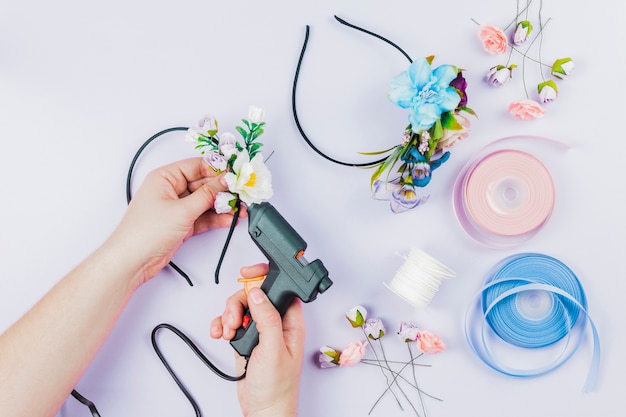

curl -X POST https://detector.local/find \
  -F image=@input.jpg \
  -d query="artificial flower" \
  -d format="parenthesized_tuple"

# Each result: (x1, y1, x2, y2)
(247, 105, 265, 123)
(188, 107, 273, 212)
(449, 71, 468, 107)
(198, 114, 219, 136)
(507, 99, 545, 120)
(224, 150, 273, 205)
(398, 321, 419, 343)
(363, 318, 386, 340)
(389, 57, 462, 133)
(417, 330, 446, 354)
(203, 151, 228, 172)
(437, 112, 471, 151)
(214, 191, 237, 214)
(390, 184, 430, 213)
(477, 24, 508, 54)
(339, 341, 367, 367)
(218, 132, 239, 159)
(486, 64, 516, 87)
(538, 80, 558, 103)
(318, 345, 341, 368)
(551, 57, 574, 79)
(345, 305, 367, 328)
(513, 20, 533, 45)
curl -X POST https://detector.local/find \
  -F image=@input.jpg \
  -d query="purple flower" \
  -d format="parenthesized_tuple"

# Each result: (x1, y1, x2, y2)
(345, 305, 367, 328)
(449, 71, 468, 107)
(363, 318, 386, 340)
(203, 151, 227, 171)
(398, 321, 420, 343)
(390, 185, 430, 213)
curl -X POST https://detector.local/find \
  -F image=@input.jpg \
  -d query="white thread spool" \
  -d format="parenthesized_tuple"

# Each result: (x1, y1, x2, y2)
(384, 248, 455, 308)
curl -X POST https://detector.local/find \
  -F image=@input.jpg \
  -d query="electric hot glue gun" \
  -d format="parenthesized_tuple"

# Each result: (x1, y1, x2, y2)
(230, 202, 333, 358)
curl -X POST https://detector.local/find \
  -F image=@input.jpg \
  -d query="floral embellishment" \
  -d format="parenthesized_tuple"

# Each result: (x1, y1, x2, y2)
(477, 24, 508, 54)
(473, 0, 574, 119)
(187, 106, 273, 211)
(318, 306, 445, 415)
(508, 99, 545, 120)
(339, 341, 367, 366)
(368, 56, 475, 213)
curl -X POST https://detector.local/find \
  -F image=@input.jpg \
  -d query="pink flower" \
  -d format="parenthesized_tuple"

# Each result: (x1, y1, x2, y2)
(507, 99, 545, 120)
(339, 341, 367, 366)
(417, 330, 445, 354)
(478, 24, 508, 55)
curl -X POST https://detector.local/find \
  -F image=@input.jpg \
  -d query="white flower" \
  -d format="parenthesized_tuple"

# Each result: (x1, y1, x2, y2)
(219, 132, 238, 159)
(437, 112, 471, 151)
(512, 20, 533, 46)
(224, 150, 273, 205)
(184, 127, 202, 143)
(345, 305, 367, 327)
(214, 192, 236, 213)
(398, 321, 420, 343)
(198, 114, 218, 135)
(486, 65, 515, 87)
(363, 318, 385, 340)
(248, 105, 265, 123)
(538, 80, 559, 103)
(551, 58, 574, 79)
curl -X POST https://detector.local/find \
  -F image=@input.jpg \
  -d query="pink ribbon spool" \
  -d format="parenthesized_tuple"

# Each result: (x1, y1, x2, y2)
(453, 136, 566, 248)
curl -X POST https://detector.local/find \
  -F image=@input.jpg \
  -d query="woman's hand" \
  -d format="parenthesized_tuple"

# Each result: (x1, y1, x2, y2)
(211, 264, 305, 417)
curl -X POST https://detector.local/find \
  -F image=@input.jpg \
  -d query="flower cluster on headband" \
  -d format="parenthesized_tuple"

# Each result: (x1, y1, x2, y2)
(474, 0, 574, 120)
(318, 305, 444, 415)
(369, 56, 475, 213)
(186, 106, 273, 212)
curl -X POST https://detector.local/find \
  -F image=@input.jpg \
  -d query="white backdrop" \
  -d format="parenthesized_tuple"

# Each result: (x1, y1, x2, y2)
(1, 1, 624, 416)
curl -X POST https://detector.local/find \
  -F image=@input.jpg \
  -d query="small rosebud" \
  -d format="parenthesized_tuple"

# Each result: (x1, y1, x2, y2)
(198, 114, 219, 136)
(417, 330, 446, 354)
(398, 321, 420, 343)
(338, 341, 367, 366)
(512, 20, 533, 45)
(538, 80, 559, 103)
(486, 64, 516, 87)
(247, 105, 265, 123)
(345, 305, 367, 328)
(363, 318, 386, 340)
(318, 346, 341, 368)
(551, 58, 574, 80)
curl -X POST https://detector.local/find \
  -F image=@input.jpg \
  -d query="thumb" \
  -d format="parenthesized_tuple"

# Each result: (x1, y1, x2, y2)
(182, 174, 228, 218)
(247, 288, 285, 353)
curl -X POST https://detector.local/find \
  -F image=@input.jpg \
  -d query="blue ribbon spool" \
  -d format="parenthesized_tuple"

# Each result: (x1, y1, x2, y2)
(465, 253, 600, 391)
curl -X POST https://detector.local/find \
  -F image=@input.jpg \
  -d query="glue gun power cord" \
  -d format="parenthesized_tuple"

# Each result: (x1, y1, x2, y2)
(71, 323, 247, 417)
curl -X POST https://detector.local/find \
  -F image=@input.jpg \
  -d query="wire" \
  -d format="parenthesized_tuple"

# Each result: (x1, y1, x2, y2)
(71, 389, 101, 417)
(151, 323, 248, 417)
(125, 126, 194, 286)
(291, 15, 413, 168)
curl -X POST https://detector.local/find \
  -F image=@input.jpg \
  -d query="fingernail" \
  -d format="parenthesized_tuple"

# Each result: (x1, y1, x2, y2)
(249, 287, 266, 305)
(219, 174, 228, 187)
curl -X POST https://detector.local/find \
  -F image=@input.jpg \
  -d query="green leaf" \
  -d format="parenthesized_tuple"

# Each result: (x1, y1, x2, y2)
(242, 119, 251, 129)
(251, 128, 265, 140)
(431, 119, 443, 140)
(358, 145, 398, 156)
(370, 146, 404, 187)
(458, 106, 477, 117)
(441, 111, 462, 130)
(235, 126, 247, 139)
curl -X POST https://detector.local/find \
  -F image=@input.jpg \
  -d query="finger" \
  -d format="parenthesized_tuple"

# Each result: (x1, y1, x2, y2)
(156, 157, 218, 196)
(181, 175, 228, 220)
(240, 263, 269, 278)
(221, 290, 248, 340)
(210, 316, 224, 339)
(281, 299, 305, 358)
(247, 288, 285, 354)
(192, 211, 238, 235)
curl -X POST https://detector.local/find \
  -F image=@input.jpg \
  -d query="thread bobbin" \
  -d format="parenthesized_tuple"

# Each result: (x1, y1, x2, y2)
(384, 248, 455, 309)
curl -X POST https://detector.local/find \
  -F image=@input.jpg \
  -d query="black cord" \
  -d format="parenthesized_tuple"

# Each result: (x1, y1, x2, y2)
(151, 323, 247, 417)
(71, 389, 101, 417)
(291, 16, 413, 168)
(126, 126, 194, 286)
(214, 199, 241, 284)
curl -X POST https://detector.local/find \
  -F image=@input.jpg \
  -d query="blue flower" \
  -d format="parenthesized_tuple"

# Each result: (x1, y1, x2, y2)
(389, 58, 462, 133)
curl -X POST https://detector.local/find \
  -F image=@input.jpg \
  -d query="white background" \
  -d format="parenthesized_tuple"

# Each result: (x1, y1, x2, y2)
(1, 0, 624, 416)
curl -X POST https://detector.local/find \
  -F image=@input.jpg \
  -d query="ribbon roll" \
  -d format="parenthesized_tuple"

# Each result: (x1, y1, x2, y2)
(464, 253, 600, 392)
(384, 248, 455, 309)
(453, 135, 570, 248)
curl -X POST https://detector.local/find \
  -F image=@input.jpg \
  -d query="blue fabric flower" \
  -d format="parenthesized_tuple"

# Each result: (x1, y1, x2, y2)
(389, 58, 462, 132)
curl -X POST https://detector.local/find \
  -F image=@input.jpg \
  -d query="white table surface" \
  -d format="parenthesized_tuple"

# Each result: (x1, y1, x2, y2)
(1, 0, 624, 416)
